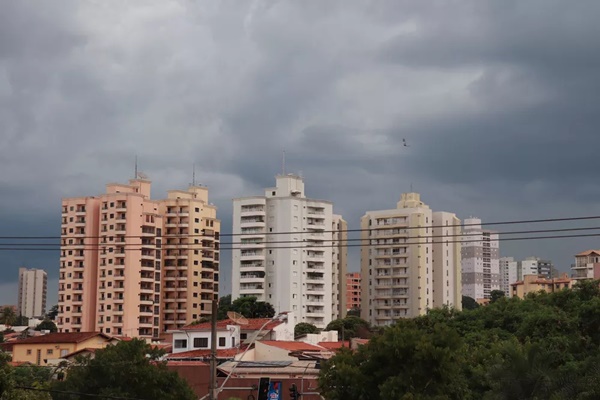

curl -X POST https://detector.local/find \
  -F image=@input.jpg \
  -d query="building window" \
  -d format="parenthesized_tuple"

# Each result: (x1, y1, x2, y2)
(194, 338, 209, 348)
(219, 337, 226, 347)
(240, 333, 248, 340)
(232, 337, 236, 347)
(26, 349, 32, 355)
(47, 349, 53, 355)
(174, 339, 188, 349)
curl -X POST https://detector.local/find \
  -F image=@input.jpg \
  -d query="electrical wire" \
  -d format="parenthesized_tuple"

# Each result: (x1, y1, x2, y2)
(2, 214, 600, 240)
(2, 225, 600, 249)
(0, 231, 599, 251)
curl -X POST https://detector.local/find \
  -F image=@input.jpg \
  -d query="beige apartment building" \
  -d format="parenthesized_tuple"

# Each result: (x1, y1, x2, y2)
(159, 187, 220, 332)
(58, 179, 220, 339)
(361, 193, 461, 327)
(18, 267, 47, 318)
(511, 274, 573, 299)
(332, 215, 348, 319)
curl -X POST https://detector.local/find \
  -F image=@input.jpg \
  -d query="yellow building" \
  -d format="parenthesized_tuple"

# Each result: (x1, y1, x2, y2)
(11, 332, 113, 366)
(510, 274, 573, 299)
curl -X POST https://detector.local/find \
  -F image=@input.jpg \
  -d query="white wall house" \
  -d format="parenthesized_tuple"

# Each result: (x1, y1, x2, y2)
(172, 325, 240, 354)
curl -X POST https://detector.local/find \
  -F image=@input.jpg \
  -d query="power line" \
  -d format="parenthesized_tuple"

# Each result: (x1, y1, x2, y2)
(1, 231, 600, 251)
(3, 225, 600, 249)
(3, 214, 600, 240)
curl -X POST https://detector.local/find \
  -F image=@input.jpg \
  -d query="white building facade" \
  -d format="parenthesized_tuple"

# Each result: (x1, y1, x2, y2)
(232, 175, 345, 329)
(18, 268, 47, 318)
(461, 218, 500, 301)
(499, 257, 518, 297)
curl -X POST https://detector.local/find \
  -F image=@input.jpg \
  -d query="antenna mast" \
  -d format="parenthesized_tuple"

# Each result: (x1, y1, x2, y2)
(134, 155, 138, 179)
(192, 163, 196, 186)
(282, 150, 286, 175)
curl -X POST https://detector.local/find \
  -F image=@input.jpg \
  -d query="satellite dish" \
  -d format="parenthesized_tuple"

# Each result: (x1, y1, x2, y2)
(137, 172, 148, 180)
(227, 311, 249, 325)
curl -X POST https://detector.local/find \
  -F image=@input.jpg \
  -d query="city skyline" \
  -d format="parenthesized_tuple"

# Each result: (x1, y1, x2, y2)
(3, 1, 600, 306)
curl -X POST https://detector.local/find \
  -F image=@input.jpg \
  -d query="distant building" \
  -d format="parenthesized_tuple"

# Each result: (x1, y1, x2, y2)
(361, 193, 462, 327)
(511, 274, 573, 299)
(572, 250, 600, 280)
(499, 257, 518, 297)
(346, 273, 361, 312)
(17, 268, 47, 318)
(231, 175, 346, 329)
(461, 218, 500, 301)
(332, 216, 348, 320)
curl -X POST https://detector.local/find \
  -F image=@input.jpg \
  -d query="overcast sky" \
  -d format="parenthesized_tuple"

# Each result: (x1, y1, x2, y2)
(2, 0, 600, 306)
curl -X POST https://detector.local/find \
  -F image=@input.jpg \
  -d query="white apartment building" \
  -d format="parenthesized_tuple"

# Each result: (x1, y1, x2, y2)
(18, 268, 47, 318)
(232, 175, 346, 329)
(461, 218, 500, 301)
(499, 257, 518, 297)
(361, 193, 462, 327)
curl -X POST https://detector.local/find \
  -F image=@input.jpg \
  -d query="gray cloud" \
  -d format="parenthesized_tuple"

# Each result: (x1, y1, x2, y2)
(1, 0, 599, 303)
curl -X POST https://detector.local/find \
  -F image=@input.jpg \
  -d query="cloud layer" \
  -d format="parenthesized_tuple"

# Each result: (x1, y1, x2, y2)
(1, 0, 600, 303)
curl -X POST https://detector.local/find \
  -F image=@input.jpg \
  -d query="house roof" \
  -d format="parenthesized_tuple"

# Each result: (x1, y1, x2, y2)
(167, 348, 242, 359)
(258, 341, 325, 352)
(11, 332, 110, 345)
(576, 250, 600, 257)
(218, 360, 320, 376)
(182, 318, 283, 331)
(318, 341, 351, 350)
(63, 348, 98, 359)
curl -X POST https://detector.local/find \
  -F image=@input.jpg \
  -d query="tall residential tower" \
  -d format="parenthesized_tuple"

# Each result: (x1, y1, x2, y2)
(231, 174, 346, 329)
(361, 193, 462, 327)
(17, 268, 47, 318)
(461, 218, 500, 301)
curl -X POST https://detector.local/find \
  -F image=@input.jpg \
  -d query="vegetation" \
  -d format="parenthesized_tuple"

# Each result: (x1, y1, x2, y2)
(294, 322, 319, 337)
(461, 295, 479, 310)
(45, 306, 58, 321)
(52, 339, 195, 400)
(0, 307, 16, 327)
(34, 320, 57, 333)
(0, 352, 52, 399)
(217, 294, 232, 320)
(325, 316, 371, 339)
(346, 308, 361, 317)
(319, 280, 600, 399)
(218, 296, 275, 320)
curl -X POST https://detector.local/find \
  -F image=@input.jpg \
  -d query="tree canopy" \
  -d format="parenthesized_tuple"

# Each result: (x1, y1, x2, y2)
(294, 322, 319, 337)
(0, 307, 16, 327)
(225, 296, 275, 319)
(52, 339, 195, 400)
(325, 316, 371, 339)
(320, 280, 600, 399)
(45, 305, 58, 321)
(34, 320, 57, 333)
(461, 295, 479, 310)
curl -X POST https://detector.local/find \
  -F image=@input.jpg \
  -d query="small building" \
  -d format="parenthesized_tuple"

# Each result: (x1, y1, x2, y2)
(572, 250, 600, 280)
(11, 332, 113, 366)
(511, 274, 573, 299)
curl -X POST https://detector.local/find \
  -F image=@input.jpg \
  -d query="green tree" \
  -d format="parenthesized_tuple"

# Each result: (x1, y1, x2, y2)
(229, 296, 275, 319)
(462, 296, 480, 310)
(45, 305, 58, 321)
(346, 308, 361, 317)
(34, 320, 57, 333)
(52, 339, 195, 400)
(13, 315, 28, 327)
(325, 316, 370, 339)
(489, 290, 506, 304)
(0, 307, 16, 327)
(294, 322, 319, 337)
(217, 294, 232, 320)
(0, 352, 52, 399)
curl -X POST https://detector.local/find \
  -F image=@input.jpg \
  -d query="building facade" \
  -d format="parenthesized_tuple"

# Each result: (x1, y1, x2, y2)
(231, 175, 346, 329)
(17, 268, 47, 318)
(346, 273, 361, 312)
(361, 193, 462, 327)
(58, 179, 220, 339)
(461, 218, 500, 301)
(572, 250, 600, 280)
(499, 257, 518, 297)
(511, 274, 573, 299)
(332, 216, 348, 319)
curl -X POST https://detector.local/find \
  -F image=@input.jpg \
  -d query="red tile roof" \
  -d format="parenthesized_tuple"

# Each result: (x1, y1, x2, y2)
(167, 348, 241, 359)
(318, 341, 351, 350)
(166, 360, 208, 366)
(182, 318, 283, 331)
(63, 348, 98, 359)
(259, 341, 325, 351)
(11, 332, 110, 345)
(576, 250, 600, 257)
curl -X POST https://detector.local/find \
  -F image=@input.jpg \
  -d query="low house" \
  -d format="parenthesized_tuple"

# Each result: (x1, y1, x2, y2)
(11, 332, 113, 366)
(511, 274, 573, 299)
(170, 312, 295, 356)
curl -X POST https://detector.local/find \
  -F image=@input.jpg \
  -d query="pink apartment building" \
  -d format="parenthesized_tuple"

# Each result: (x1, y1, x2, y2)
(58, 179, 220, 339)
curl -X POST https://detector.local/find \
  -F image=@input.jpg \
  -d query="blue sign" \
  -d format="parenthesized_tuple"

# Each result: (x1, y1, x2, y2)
(267, 381, 282, 400)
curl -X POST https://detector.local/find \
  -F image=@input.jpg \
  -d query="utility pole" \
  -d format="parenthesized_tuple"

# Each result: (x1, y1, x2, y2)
(209, 299, 218, 400)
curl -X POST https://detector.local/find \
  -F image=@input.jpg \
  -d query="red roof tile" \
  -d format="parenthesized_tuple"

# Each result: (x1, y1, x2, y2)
(166, 360, 208, 366)
(318, 341, 351, 350)
(167, 348, 241, 359)
(11, 332, 110, 345)
(259, 341, 325, 351)
(576, 250, 600, 257)
(182, 318, 283, 331)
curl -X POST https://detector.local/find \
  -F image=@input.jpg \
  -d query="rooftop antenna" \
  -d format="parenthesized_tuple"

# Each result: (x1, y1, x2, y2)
(282, 149, 286, 175)
(134, 155, 138, 179)
(410, 183, 413, 192)
(192, 163, 196, 186)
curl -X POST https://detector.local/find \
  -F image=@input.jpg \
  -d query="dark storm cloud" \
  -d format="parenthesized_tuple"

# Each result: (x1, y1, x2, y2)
(1, 0, 600, 302)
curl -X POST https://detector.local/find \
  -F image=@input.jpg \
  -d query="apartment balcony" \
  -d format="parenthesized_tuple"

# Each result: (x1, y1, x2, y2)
(306, 253, 324, 262)
(240, 251, 264, 260)
(240, 218, 265, 228)
(306, 297, 324, 306)
(240, 209, 266, 217)
(240, 242, 265, 249)
(240, 275, 265, 284)
(306, 308, 325, 317)
(306, 285, 325, 295)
